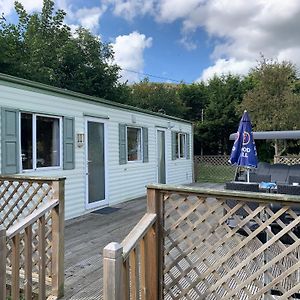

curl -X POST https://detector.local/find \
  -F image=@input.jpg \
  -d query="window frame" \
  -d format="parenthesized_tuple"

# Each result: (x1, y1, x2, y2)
(20, 112, 63, 172)
(126, 125, 143, 163)
(176, 132, 187, 159)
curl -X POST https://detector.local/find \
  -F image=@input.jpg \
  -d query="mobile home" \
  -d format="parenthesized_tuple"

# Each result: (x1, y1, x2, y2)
(0, 73, 193, 219)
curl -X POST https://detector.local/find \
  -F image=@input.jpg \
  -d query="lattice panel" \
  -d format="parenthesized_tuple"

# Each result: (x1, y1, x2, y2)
(194, 155, 231, 166)
(194, 155, 235, 183)
(163, 192, 300, 299)
(274, 155, 300, 165)
(0, 179, 53, 229)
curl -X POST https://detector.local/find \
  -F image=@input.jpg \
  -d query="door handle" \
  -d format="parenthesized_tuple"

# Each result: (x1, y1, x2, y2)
(87, 160, 92, 163)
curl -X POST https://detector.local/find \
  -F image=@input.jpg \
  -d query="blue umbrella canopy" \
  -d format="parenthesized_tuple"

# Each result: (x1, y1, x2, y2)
(229, 110, 258, 168)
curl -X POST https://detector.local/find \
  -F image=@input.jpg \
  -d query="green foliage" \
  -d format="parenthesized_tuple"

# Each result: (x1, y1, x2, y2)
(195, 74, 249, 154)
(240, 58, 300, 131)
(0, 0, 128, 102)
(178, 82, 208, 121)
(128, 78, 187, 117)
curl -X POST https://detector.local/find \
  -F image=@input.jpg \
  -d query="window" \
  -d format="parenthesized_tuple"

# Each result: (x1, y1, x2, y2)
(127, 127, 142, 161)
(21, 113, 61, 170)
(175, 132, 187, 159)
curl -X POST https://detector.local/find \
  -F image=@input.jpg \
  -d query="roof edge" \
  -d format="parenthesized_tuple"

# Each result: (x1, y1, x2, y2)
(0, 72, 192, 125)
(230, 130, 300, 140)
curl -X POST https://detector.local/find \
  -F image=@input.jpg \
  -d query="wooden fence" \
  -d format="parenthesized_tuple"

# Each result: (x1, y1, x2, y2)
(0, 176, 65, 300)
(194, 155, 235, 183)
(103, 184, 300, 299)
(274, 155, 300, 165)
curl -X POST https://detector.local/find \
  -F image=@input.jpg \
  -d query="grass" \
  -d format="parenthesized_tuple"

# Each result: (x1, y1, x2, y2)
(196, 163, 235, 183)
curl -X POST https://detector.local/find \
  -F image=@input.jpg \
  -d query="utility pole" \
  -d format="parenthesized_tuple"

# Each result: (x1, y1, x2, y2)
(201, 108, 204, 156)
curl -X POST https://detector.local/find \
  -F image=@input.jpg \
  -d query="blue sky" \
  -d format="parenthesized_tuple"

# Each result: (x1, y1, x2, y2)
(2, 0, 300, 83)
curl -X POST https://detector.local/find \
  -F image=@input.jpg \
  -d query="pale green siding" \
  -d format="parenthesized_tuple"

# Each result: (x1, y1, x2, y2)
(0, 78, 193, 220)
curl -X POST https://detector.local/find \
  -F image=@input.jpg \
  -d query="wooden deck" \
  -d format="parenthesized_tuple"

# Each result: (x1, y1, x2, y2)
(62, 183, 223, 299)
(62, 196, 147, 300)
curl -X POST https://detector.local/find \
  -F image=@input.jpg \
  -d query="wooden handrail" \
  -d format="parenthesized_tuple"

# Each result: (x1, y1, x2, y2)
(0, 175, 66, 182)
(6, 198, 59, 239)
(146, 183, 300, 203)
(103, 189, 164, 300)
(121, 213, 156, 260)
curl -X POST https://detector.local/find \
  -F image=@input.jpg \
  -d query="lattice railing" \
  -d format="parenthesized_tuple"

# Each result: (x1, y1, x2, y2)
(274, 155, 300, 165)
(162, 186, 300, 300)
(0, 177, 53, 229)
(0, 176, 65, 300)
(194, 155, 235, 183)
(103, 185, 300, 300)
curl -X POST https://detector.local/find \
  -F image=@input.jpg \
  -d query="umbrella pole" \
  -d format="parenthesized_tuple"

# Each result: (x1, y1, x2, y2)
(234, 166, 239, 181)
(246, 168, 250, 183)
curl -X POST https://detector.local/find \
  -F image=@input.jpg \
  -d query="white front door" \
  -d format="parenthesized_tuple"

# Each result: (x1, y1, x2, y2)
(85, 117, 108, 209)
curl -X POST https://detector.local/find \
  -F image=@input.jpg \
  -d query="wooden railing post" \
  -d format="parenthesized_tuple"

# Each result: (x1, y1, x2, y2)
(51, 178, 65, 298)
(146, 188, 164, 300)
(0, 225, 6, 300)
(103, 242, 123, 300)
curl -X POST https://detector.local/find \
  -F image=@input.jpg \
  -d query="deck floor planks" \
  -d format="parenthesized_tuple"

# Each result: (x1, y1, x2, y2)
(62, 196, 147, 299)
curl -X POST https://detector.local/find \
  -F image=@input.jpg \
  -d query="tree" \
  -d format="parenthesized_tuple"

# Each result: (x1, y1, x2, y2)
(240, 58, 300, 131)
(128, 79, 187, 117)
(195, 74, 249, 155)
(0, 0, 129, 102)
(178, 82, 208, 121)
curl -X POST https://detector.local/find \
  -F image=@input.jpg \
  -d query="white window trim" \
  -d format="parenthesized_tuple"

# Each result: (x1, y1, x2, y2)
(176, 132, 187, 160)
(20, 112, 63, 172)
(126, 125, 143, 163)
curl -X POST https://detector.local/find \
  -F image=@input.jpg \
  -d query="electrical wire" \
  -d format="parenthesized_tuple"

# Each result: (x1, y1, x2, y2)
(121, 68, 192, 84)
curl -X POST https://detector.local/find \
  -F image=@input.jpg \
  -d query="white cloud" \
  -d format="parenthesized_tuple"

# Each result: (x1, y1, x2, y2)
(154, 0, 300, 80)
(199, 58, 255, 82)
(56, 1, 107, 33)
(73, 7, 106, 32)
(277, 47, 300, 67)
(0, 0, 43, 16)
(112, 31, 153, 82)
(179, 36, 197, 51)
(156, 0, 202, 23)
(106, 0, 155, 20)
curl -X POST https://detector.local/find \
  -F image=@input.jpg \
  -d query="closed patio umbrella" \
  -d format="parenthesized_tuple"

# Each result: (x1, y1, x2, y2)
(229, 110, 258, 182)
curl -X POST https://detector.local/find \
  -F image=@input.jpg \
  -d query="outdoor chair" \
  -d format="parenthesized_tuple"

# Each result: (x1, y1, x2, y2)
(248, 162, 271, 183)
(288, 175, 300, 185)
(234, 166, 256, 182)
(277, 174, 300, 196)
(277, 183, 300, 195)
(226, 198, 262, 239)
(288, 164, 300, 178)
(269, 202, 300, 244)
(257, 162, 271, 175)
(249, 172, 271, 183)
(269, 163, 289, 184)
